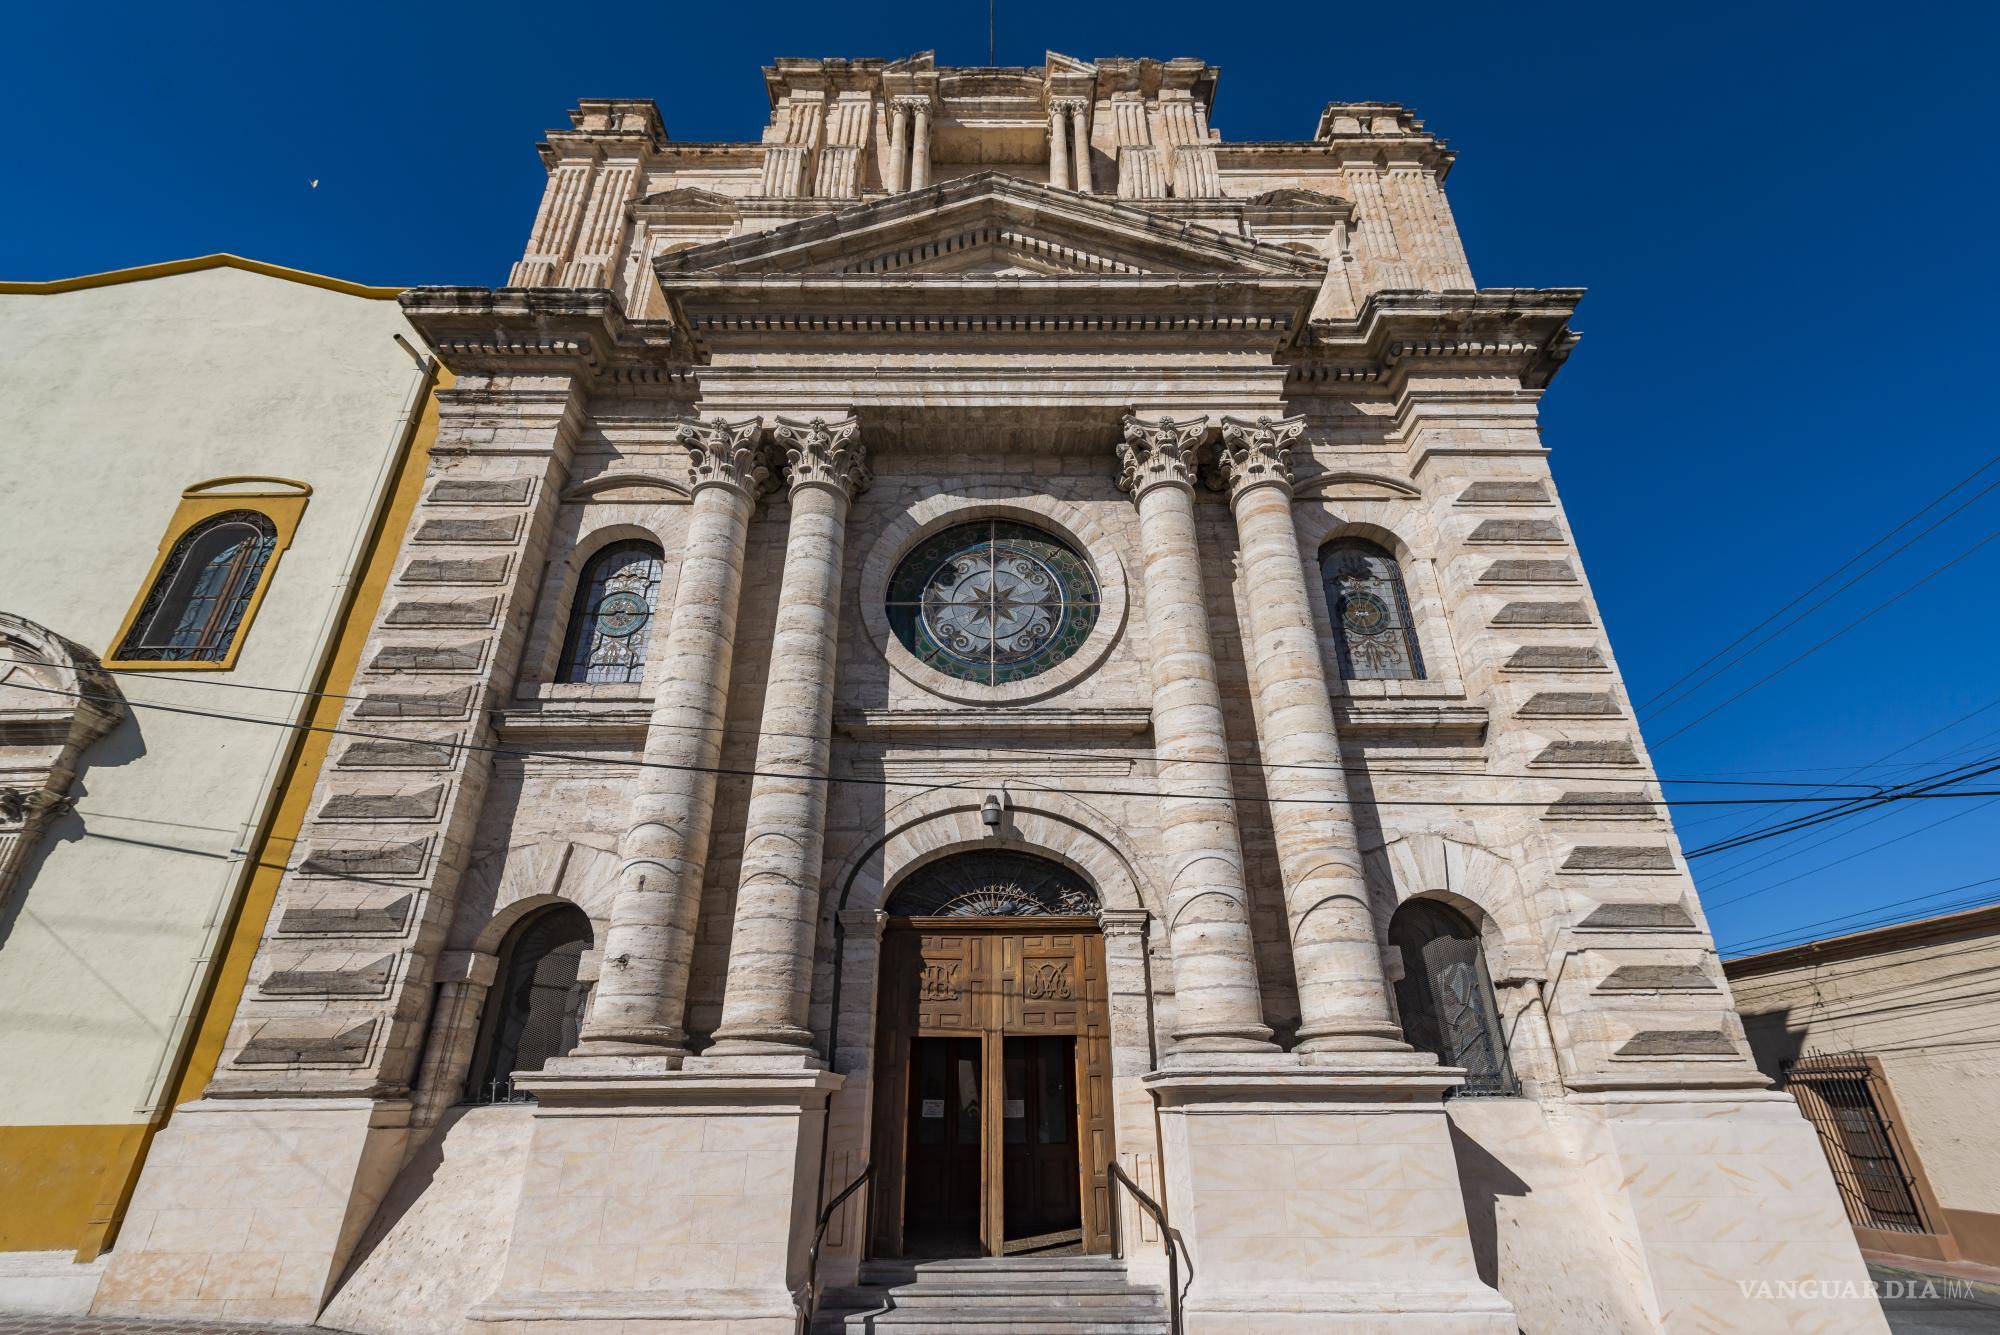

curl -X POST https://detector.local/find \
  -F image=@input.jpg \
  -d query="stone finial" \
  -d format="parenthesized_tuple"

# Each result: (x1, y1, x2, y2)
(674, 416, 771, 497)
(1213, 414, 1307, 499)
(773, 415, 870, 499)
(1116, 413, 1208, 499)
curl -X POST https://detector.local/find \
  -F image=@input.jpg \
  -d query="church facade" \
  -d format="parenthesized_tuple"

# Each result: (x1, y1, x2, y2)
(97, 53, 1884, 1333)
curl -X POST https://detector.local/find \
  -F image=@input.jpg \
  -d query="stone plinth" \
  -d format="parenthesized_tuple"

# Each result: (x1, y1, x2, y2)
(93, 1098, 410, 1325)
(1145, 1064, 1516, 1334)
(468, 1064, 841, 1333)
(1568, 1091, 1890, 1333)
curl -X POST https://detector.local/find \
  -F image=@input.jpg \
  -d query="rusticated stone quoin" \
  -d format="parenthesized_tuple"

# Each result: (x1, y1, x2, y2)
(413, 516, 524, 544)
(1505, 644, 1607, 671)
(1563, 845, 1675, 871)
(1493, 600, 1590, 626)
(337, 738, 457, 769)
(1458, 480, 1549, 504)
(1578, 901, 1698, 930)
(317, 786, 446, 822)
(384, 597, 497, 627)
(1532, 738, 1641, 766)
(352, 687, 471, 720)
(1616, 1029, 1737, 1057)
(1546, 791, 1656, 818)
(1468, 518, 1564, 544)
(1597, 965, 1715, 992)
(1519, 691, 1619, 716)
(431, 477, 532, 504)
(368, 641, 484, 672)
(260, 955, 397, 997)
(235, 1019, 377, 1065)
(399, 555, 511, 584)
(276, 893, 415, 936)
(1480, 559, 1575, 584)
(295, 838, 429, 878)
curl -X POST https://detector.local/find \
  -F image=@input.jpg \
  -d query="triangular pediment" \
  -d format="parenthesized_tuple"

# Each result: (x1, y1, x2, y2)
(656, 172, 1328, 283)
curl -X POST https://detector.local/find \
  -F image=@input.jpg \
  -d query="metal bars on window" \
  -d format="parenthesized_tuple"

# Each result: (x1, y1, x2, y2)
(1781, 1051, 1931, 1234)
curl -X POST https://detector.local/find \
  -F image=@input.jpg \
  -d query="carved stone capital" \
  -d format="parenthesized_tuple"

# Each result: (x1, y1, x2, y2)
(891, 95, 932, 119)
(1050, 97, 1088, 120)
(1116, 413, 1208, 500)
(674, 416, 771, 498)
(1213, 414, 1307, 500)
(773, 415, 870, 500)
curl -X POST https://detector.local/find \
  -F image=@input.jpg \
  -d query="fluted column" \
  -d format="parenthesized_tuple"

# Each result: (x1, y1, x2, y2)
(1215, 415, 1404, 1052)
(1069, 100, 1094, 193)
(885, 101, 909, 193)
(909, 102, 933, 189)
(579, 416, 769, 1060)
(1049, 98, 1076, 189)
(706, 417, 869, 1063)
(1118, 415, 1275, 1054)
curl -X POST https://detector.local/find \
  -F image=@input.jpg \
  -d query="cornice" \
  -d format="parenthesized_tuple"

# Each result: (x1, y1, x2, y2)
(0, 253, 403, 300)
(396, 287, 697, 384)
(1286, 288, 1585, 391)
(1724, 903, 2000, 977)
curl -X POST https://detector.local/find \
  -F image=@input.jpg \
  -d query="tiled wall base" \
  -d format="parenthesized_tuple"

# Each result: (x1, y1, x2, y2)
(92, 1098, 410, 1325)
(1570, 1090, 1890, 1333)
(1146, 1065, 1516, 1334)
(467, 1063, 841, 1333)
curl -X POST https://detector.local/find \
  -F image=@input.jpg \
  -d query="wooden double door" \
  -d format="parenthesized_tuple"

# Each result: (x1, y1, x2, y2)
(869, 917, 1114, 1258)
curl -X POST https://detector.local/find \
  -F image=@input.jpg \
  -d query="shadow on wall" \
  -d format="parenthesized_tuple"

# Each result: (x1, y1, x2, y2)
(1737, 1006, 1804, 1083)
(0, 709, 151, 953)
(1447, 1118, 1531, 1291)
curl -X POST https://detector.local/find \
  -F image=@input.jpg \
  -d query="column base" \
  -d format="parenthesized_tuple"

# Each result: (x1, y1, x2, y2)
(470, 1066, 842, 1333)
(1144, 1062, 1515, 1335)
(93, 1097, 410, 1326)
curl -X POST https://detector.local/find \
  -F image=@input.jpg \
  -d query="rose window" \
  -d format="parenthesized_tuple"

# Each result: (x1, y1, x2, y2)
(886, 520, 1099, 685)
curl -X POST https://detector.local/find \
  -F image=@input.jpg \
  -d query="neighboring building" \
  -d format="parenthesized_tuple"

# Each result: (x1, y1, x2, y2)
(0, 257, 442, 1313)
(1729, 904, 2000, 1271)
(94, 53, 1882, 1333)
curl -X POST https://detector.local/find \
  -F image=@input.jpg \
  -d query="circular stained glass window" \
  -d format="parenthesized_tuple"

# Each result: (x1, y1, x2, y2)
(886, 520, 1100, 686)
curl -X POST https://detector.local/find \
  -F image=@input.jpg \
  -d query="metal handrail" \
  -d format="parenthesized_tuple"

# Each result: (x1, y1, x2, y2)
(1107, 1160, 1191, 1335)
(800, 1162, 872, 1334)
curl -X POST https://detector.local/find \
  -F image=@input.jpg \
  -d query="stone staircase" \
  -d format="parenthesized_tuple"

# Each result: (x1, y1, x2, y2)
(814, 1255, 1171, 1334)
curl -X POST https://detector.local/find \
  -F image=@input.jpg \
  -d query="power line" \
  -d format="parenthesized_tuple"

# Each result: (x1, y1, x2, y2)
(1650, 523, 2000, 748)
(1704, 795, 2000, 909)
(1637, 450, 2000, 715)
(1685, 755, 2000, 860)
(1718, 874, 2000, 952)
(0, 652, 1901, 793)
(13, 675, 2000, 817)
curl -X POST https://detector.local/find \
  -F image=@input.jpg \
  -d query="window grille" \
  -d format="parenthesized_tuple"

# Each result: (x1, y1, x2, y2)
(557, 540, 664, 684)
(118, 510, 277, 661)
(1318, 538, 1424, 681)
(1781, 1051, 1931, 1234)
(470, 905, 592, 1104)
(885, 850, 1099, 918)
(1389, 900, 1518, 1097)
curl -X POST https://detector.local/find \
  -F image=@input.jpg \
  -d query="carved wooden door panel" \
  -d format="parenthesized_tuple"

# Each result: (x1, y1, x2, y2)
(1005, 930, 1085, 1033)
(1077, 932, 1115, 1253)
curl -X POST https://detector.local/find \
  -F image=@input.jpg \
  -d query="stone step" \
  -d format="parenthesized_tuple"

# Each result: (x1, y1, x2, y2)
(820, 1255, 1169, 1335)
(837, 1284, 1159, 1307)
(824, 1304, 1168, 1334)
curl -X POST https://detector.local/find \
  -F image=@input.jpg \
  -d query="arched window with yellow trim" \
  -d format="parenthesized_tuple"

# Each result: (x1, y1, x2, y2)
(117, 511, 277, 662)
(105, 477, 309, 671)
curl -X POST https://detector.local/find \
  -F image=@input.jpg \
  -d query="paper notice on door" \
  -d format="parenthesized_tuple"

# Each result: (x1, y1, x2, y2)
(921, 1099, 945, 1119)
(1004, 1099, 1025, 1119)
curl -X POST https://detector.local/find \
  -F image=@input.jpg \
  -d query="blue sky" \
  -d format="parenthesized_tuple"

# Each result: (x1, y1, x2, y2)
(8, 1, 1997, 956)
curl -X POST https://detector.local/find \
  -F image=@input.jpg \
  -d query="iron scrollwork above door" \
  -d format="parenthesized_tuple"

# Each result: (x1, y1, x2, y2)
(885, 850, 1101, 918)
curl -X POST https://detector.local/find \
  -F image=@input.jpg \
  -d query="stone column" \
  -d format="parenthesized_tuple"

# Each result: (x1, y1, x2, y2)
(1049, 98, 1075, 188)
(1116, 414, 1274, 1054)
(1215, 414, 1403, 1053)
(909, 101, 932, 189)
(578, 416, 768, 1061)
(1069, 99, 1094, 193)
(884, 100, 909, 193)
(704, 416, 869, 1064)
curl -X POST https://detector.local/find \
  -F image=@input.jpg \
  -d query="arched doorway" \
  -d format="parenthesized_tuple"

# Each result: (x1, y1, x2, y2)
(868, 851, 1114, 1259)
(1388, 899, 1518, 1097)
(469, 903, 593, 1103)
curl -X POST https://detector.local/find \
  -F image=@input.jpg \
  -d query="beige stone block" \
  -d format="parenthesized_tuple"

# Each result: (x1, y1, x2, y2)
(516, 1194, 606, 1247)
(195, 1253, 281, 1301)
(1284, 1187, 1370, 1238)
(601, 1192, 694, 1245)
(95, 1252, 209, 1305)
(245, 1205, 346, 1252)
(1193, 1189, 1279, 1239)
(538, 1243, 637, 1294)
(617, 1117, 707, 1153)
(142, 1208, 251, 1254)
(1365, 1188, 1472, 1239)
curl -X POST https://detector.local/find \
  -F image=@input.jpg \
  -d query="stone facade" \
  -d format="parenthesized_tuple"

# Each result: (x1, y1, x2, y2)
(97, 53, 1884, 1332)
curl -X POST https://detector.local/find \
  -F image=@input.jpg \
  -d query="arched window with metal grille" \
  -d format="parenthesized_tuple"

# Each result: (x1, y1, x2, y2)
(556, 539, 664, 684)
(469, 904, 593, 1103)
(1318, 537, 1424, 681)
(1388, 900, 1518, 1097)
(117, 510, 278, 662)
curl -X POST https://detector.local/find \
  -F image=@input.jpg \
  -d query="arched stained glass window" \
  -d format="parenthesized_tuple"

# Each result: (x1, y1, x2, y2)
(118, 510, 278, 662)
(1319, 538, 1424, 681)
(886, 520, 1100, 686)
(885, 850, 1100, 918)
(471, 903, 593, 1103)
(1389, 900, 1518, 1097)
(557, 540, 664, 684)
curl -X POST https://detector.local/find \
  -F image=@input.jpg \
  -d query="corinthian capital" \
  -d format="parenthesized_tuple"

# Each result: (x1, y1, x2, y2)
(675, 416, 771, 497)
(773, 415, 870, 499)
(1214, 414, 1307, 500)
(891, 95, 932, 118)
(1050, 96, 1088, 120)
(1116, 413, 1208, 499)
